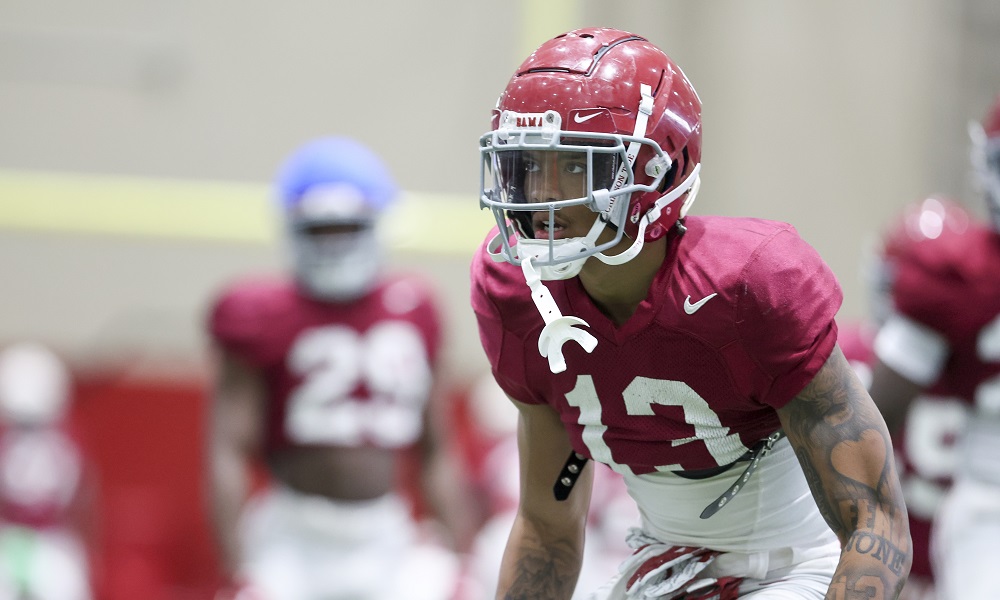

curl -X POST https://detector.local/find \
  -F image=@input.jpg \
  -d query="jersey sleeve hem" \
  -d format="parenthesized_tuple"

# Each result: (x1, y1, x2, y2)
(763, 320, 839, 409)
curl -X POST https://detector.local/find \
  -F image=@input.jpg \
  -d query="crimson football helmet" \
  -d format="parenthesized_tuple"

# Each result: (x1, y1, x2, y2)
(868, 196, 971, 325)
(275, 137, 398, 301)
(480, 28, 702, 280)
(970, 93, 1000, 232)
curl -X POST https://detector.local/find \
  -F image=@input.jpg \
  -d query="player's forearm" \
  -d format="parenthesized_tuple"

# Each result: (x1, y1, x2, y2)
(496, 514, 584, 600)
(825, 430, 911, 597)
(827, 526, 910, 599)
(816, 408, 912, 598)
(208, 444, 251, 575)
(779, 349, 912, 598)
(796, 432, 912, 599)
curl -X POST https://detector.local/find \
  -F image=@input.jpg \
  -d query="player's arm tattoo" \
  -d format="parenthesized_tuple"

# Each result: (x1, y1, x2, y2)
(778, 346, 911, 599)
(502, 534, 581, 600)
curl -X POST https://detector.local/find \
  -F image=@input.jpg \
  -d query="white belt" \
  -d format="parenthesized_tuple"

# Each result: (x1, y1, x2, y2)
(707, 541, 840, 580)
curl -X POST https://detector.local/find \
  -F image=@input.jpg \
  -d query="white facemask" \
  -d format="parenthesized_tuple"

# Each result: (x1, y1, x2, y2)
(291, 227, 382, 302)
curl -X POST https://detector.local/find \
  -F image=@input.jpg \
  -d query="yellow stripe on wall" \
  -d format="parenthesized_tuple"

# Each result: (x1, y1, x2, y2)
(0, 169, 273, 242)
(0, 169, 493, 256)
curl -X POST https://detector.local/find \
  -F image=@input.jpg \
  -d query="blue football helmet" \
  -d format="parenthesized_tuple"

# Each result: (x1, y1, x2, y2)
(276, 137, 398, 301)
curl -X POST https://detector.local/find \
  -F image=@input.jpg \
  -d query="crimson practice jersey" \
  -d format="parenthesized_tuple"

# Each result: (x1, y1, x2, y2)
(887, 222, 1000, 403)
(472, 215, 842, 475)
(208, 274, 441, 453)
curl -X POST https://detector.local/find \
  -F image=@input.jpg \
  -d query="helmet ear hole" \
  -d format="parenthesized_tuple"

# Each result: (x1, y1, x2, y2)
(644, 155, 671, 178)
(656, 148, 684, 194)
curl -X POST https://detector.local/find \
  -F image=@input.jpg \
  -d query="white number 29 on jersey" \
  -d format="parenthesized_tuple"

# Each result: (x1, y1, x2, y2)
(284, 322, 432, 448)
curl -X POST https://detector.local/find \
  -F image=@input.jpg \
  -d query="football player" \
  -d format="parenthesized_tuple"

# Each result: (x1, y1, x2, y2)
(471, 28, 911, 599)
(868, 94, 1000, 600)
(206, 137, 467, 600)
(844, 196, 972, 600)
(0, 342, 95, 600)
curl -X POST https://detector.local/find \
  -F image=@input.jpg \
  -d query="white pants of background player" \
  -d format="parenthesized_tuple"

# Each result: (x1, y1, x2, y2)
(239, 484, 460, 600)
(932, 419, 1000, 600)
(0, 526, 91, 600)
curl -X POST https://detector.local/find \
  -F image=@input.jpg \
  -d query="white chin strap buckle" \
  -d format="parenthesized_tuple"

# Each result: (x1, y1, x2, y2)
(521, 258, 598, 373)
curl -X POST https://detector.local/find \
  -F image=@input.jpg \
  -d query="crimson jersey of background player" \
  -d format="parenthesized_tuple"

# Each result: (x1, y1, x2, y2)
(206, 137, 466, 600)
(870, 197, 1000, 437)
(210, 273, 441, 453)
(845, 196, 973, 600)
(472, 27, 910, 600)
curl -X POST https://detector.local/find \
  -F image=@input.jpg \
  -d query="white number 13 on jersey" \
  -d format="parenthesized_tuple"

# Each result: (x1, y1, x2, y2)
(565, 375, 748, 475)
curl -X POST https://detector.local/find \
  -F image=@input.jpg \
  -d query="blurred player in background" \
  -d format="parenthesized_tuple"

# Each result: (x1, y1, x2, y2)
(843, 196, 972, 600)
(0, 342, 96, 600)
(867, 94, 1000, 600)
(206, 137, 471, 600)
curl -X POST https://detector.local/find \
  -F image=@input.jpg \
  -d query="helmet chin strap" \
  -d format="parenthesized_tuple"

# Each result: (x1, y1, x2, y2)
(520, 257, 598, 374)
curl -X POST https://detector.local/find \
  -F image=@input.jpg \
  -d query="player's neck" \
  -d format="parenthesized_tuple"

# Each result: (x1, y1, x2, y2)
(578, 236, 666, 326)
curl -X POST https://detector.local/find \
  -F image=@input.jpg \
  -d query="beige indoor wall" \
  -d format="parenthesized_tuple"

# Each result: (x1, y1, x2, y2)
(0, 0, 997, 383)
